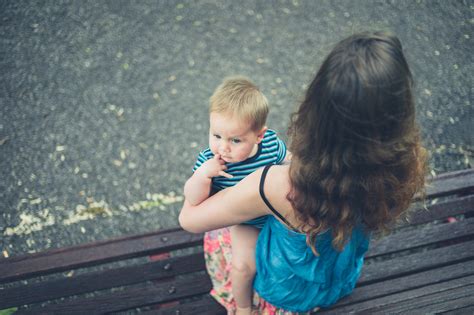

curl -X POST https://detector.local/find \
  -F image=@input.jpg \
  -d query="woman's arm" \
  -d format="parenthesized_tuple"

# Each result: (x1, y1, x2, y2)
(179, 168, 270, 233)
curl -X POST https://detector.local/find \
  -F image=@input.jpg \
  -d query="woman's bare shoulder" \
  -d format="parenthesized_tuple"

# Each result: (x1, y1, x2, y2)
(266, 164, 291, 187)
(239, 164, 289, 188)
(264, 164, 311, 230)
(262, 165, 293, 209)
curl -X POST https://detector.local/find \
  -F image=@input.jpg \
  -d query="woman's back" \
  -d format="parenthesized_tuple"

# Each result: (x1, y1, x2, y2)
(254, 165, 370, 312)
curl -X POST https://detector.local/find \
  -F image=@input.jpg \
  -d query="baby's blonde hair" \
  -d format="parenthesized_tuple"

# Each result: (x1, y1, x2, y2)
(209, 76, 269, 131)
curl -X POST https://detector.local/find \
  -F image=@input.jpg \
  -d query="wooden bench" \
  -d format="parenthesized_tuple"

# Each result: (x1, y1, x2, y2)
(1, 169, 473, 314)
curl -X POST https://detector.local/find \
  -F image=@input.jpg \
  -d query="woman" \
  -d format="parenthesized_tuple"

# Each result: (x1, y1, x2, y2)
(179, 31, 426, 314)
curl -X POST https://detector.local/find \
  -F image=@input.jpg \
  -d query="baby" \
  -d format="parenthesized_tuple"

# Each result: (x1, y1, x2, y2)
(184, 76, 288, 314)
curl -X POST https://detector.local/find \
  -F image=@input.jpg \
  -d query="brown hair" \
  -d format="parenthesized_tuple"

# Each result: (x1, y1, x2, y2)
(288, 32, 427, 254)
(209, 76, 269, 131)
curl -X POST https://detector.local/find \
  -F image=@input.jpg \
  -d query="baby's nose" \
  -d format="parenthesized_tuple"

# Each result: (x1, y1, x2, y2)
(220, 143, 230, 152)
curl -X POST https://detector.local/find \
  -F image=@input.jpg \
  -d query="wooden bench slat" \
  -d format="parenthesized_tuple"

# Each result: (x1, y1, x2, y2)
(367, 217, 474, 258)
(443, 305, 474, 315)
(16, 273, 213, 314)
(145, 295, 226, 315)
(428, 168, 474, 182)
(0, 226, 180, 264)
(404, 194, 474, 226)
(424, 168, 474, 199)
(0, 253, 205, 309)
(367, 282, 474, 314)
(0, 229, 203, 284)
(320, 274, 474, 314)
(324, 260, 474, 310)
(382, 285, 474, 314)
(360, 239, 474, 284)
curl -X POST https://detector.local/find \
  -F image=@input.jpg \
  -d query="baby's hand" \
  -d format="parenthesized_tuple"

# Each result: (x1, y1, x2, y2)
(196, 154, 233, 179)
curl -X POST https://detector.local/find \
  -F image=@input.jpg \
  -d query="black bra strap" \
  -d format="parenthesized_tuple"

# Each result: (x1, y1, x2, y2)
(259, 165, 299, 232)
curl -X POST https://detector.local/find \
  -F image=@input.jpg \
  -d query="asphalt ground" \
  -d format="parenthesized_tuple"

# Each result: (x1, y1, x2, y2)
(0, 0, 472, 256)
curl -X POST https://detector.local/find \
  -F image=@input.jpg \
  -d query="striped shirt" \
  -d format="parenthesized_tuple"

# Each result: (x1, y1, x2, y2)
(192, 129, 287, 192)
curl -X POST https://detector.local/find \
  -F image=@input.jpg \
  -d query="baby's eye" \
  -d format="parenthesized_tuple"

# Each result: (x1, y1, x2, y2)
(232, 139, 241, 144)
(214, 134, 221, 139)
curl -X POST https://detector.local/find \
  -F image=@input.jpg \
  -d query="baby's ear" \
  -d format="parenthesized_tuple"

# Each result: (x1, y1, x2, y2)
(256, 126, 268, 143)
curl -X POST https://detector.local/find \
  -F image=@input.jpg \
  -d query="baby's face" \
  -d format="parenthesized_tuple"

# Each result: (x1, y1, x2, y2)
(209, 112, 264, 163)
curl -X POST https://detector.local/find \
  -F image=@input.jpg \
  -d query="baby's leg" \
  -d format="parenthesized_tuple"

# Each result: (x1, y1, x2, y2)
(230, 224, 259, 315)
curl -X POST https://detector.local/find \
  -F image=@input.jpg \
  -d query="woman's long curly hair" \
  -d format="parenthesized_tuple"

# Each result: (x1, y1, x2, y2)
(288, 32, 427, 254)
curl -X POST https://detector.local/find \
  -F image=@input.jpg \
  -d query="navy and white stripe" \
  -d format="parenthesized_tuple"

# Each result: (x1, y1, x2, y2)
(192, 129, 287, 192)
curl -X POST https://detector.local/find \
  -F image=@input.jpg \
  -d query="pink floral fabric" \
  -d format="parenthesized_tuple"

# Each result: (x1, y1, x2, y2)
(204, 228, 316, 315)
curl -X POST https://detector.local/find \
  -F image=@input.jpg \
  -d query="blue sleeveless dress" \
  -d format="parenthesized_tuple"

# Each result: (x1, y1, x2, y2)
(253, 165, 370, 312)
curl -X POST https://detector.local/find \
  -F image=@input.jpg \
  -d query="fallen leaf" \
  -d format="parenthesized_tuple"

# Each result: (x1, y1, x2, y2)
(0, 136, 8, 145)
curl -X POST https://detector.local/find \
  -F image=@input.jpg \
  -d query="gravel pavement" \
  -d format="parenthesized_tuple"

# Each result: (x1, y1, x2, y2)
(0, 0, 472, 256)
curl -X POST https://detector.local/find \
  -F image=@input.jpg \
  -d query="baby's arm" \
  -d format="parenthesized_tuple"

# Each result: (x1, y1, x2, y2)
(183, 170, 212, 206)
(184, 154, 232, 206)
